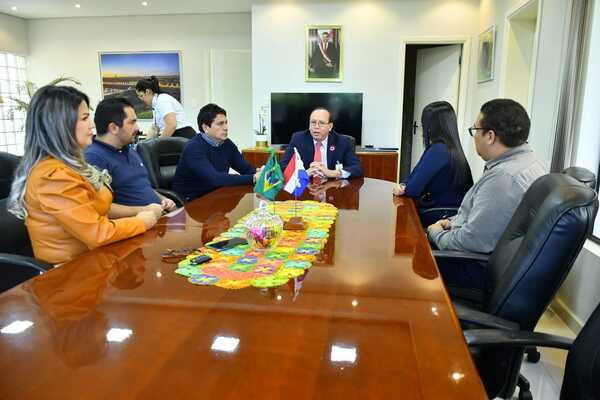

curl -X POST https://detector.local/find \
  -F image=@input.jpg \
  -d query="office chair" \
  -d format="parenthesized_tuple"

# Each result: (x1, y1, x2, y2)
(465, 294, 600, 400)
(418, 205, 459, 228)
(136, 137, 188, 207)
(523, 167, 597, 365)
(337, 133, 356, 153)
(563, 166, 596, 189)
(0, 198, 53, 293)
(433, 173, 598, 399)
(0, 152, 21, 199)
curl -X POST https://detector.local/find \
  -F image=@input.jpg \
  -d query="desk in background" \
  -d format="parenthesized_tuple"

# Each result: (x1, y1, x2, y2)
(242, 147, 399, 182)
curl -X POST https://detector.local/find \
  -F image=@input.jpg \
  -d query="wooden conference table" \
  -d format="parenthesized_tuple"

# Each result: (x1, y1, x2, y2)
(0, 178, 486, 399)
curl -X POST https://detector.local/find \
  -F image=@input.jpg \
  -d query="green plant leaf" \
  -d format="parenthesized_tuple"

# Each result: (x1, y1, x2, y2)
(47, 76, 81, 86)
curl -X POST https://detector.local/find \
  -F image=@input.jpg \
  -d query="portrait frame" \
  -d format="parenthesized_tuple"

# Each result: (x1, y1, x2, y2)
(98, 51, 183, 120)
(477, 26, 496, 83)
(305, 25, 343, 82)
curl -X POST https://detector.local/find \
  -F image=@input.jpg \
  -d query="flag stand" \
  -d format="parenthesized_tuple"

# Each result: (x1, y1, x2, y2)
(282, 147, 308, 231)
(284, 191, 306, 231)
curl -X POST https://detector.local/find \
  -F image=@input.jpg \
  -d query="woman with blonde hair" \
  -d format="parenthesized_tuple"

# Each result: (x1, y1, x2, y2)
(8, 85, 158, 264)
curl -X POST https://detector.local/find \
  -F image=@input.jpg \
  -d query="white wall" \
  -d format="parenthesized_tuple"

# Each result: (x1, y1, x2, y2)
(26, 13, 251, 133)
(251, 0, 480, 150)
(466, 0, 568, 179)
(0, 13, 28, 55)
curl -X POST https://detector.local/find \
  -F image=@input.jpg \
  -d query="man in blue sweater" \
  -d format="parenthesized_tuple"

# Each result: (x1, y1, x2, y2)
(85, 97, 176, 218)
(173, 103, 262, 201)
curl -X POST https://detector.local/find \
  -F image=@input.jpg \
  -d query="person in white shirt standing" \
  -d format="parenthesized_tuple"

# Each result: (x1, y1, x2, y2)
(135, 76, 196, 139)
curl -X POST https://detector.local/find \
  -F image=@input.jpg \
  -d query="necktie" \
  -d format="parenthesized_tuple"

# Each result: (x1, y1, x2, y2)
(314, 141, 322, 163)
(313, 141, 322, 185)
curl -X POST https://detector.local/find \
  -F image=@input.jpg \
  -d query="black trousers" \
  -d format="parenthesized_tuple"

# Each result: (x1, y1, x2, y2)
(172, 126, 197, 139)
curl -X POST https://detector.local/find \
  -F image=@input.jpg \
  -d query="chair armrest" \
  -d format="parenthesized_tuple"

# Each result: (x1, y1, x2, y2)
(419, 207, 459, 217)
(464, 329, 573, 351)
(454, 302, 520, 331)
(0, 253, 53, 274)
(432, 250, 490, 263)
(156, 189, 186, 208)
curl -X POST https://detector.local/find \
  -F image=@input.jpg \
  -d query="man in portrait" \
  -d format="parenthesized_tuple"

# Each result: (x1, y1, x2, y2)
(309, 30, 340, 79)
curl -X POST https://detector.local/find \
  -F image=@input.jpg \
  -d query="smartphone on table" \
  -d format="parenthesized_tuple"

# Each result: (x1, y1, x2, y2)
(205, 237, 247, 252)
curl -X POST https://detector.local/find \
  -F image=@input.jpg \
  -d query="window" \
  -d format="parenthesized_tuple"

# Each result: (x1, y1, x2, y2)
(594, 161, 600, 243)
(0, 52, 27, 155)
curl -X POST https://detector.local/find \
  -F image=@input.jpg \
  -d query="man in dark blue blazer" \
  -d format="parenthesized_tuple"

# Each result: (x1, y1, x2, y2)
(280, 107, 363, 180)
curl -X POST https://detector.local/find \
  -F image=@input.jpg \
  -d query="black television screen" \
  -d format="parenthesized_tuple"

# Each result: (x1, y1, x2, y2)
(270, 93, 363, 145)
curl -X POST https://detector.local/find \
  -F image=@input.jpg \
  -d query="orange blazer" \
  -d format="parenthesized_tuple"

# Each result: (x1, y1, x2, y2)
(24, 157, 146, 265)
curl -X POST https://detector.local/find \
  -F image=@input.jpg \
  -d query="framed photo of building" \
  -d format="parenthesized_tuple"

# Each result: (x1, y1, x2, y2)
(98, 51, 182, 120)
(305, 25, 343, 82)
(477, 26, 496, 83)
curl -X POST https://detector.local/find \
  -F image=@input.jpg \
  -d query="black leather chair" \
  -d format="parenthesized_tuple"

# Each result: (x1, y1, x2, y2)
(563, 166, 596, 189)
(0, 198, 52, 292)
(433, 173, 598, 399)
(465, 295, 600, 400)
(524, 167, 597, 365)
(338, 133, 356, 153)
(136, 137, 188, 207)
(0, 152, 21, 199)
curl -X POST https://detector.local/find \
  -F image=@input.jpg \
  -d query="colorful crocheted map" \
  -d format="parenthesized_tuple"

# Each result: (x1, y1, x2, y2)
(174, 200, 338, 289)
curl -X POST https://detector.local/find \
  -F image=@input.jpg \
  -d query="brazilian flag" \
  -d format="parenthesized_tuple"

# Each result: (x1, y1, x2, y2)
(254, 149, 284, 200)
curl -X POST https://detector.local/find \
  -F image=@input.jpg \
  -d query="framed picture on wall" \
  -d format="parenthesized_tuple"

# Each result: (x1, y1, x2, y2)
(98, 51, 182, 120)
(477, 26, 496, 83)
(305, 25, 343, 82)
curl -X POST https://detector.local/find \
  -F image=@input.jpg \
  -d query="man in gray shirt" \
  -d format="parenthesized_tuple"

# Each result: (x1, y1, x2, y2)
(428, 99, 546, 255)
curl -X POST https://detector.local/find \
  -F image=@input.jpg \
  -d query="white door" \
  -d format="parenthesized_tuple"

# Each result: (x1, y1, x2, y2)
(411, 45, 462, 169)
(209, 50, 252, 149)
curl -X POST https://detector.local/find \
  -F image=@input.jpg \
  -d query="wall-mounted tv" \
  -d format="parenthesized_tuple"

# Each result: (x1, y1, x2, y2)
(270, 92, 363, 145)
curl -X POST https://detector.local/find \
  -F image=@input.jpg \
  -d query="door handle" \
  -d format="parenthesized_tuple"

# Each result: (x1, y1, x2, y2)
(412, 121, 419, 135)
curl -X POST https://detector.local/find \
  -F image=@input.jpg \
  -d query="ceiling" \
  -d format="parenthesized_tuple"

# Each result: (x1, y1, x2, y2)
(0, 0, 258, 19)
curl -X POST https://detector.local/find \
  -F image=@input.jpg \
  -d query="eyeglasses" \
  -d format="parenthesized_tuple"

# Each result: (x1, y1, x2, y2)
(310, 120, 330, 127)
(468, 127, 488, 137)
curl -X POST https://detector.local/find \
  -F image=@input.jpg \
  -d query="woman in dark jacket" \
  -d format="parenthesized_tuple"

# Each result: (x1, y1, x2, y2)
(393, 101, 473, 226)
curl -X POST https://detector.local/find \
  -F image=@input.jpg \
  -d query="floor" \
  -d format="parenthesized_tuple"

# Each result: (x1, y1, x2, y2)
(497, 308, 576, 400)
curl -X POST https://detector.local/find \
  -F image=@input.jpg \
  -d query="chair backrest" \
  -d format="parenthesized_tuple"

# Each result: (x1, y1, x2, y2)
(560, 299, 600, 400)
(0, 198, 33, 257)
(136, 137, 189, 190)
(485, 173, 598, 330)
(0, 152, 21, 199)
(563, 166, 597, 189)
(337, 133, 356, 153)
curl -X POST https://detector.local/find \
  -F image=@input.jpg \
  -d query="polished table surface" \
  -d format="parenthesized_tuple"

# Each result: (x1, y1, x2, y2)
(0, 178, 486, 399)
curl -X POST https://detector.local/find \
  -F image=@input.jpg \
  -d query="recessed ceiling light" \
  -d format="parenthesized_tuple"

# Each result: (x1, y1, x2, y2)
(141, 1, 149, 6)
(11, 6, 17, 11)
(75, 3, 81, 8)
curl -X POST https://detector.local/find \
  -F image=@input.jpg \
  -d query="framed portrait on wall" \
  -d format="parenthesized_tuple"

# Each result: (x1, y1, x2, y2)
(98, 51, 182, 120)
(477, 26, 496, 83)
(305, 25, 343, 82)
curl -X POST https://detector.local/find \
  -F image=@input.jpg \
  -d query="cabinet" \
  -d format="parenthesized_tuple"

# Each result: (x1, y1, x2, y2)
(242, 147, 398, 182)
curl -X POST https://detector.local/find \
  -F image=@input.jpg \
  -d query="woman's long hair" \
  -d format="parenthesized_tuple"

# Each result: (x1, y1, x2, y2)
(421, 101, 473, 191)
(8, 85, 110, 219)
(135, 76, 161, 94)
